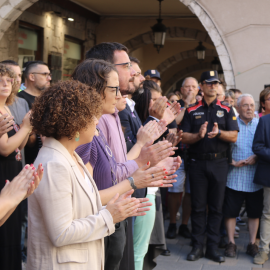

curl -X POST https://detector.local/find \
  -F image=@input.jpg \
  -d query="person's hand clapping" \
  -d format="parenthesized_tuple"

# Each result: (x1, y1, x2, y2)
(135, 140, 175, 167)
(149, 97, 167, 120)
(0, 163, 43, 209)
(0, 113, 14, 138)
(21, 110, 33, 132)
(208, 122, 219, 138)
(198, 121, 208, 139)
(162, 101, 181, 125)
(132, 161, 177, 188)
(106, 190, 152, 223)
(136, 121, 158, 147)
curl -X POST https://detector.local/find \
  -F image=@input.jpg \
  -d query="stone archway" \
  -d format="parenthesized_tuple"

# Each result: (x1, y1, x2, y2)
(179, 0, 235, 89)
(123, 26, 213, 53)
(157, 49, 217, 74)
(163, 62, 212, 93)
(0, 0, 37, 40)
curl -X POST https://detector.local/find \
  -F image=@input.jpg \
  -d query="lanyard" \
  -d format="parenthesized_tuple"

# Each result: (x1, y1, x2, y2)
(96, 128, 118, 186)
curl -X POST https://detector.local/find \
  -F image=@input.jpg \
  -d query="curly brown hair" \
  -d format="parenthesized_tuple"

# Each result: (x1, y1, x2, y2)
(0, 64, 17, 105)
(31, 80, 102, 140)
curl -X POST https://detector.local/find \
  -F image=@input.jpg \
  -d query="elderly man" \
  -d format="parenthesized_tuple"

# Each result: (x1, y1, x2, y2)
(223, 94, 262, 258)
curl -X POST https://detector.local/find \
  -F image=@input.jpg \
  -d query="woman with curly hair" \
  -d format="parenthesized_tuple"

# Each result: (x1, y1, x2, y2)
(0, 64, 32, 270)
(27, 80, 151, 270)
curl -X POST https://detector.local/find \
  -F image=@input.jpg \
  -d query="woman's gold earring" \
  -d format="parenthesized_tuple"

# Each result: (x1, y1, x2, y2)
(75, 131, 80, 142)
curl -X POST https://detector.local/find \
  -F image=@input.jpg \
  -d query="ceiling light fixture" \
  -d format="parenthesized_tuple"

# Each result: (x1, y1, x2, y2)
(68, 18, 74, 21)
(196, 42, 206, 61)
(151, 0, 167, 53)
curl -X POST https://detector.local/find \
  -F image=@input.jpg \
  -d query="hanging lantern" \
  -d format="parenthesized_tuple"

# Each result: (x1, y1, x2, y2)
(218, 69, 225, 81)
(196, 42, 206, 61)
(211, 57, 221, 70)
(151, 0, 167, 53)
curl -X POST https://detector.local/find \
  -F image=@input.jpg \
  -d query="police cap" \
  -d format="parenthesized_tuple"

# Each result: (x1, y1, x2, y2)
(200, 70, 220, 83)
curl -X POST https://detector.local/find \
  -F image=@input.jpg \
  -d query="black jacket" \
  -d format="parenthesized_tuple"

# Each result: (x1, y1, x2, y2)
(253, 114, 270, 187)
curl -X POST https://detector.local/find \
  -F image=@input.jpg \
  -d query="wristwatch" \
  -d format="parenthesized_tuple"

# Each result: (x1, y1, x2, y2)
(127, 177, 137, 190)
(216, 129, 221, 138)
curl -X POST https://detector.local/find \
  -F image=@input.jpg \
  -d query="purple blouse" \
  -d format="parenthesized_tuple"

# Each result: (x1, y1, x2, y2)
(76, 129, 117, 190)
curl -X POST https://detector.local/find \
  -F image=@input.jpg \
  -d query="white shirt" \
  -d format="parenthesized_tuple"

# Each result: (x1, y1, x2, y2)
(147, 187, 158, 195)
(233, 107, 239, 117)
(84, 172, 93, 192)
(126, 98, 136, 112)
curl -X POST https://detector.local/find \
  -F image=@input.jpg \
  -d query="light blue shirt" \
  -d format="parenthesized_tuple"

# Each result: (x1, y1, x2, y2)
(227, 117, 262, 192)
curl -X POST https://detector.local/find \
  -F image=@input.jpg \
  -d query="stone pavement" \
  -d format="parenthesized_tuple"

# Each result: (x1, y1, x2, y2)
(154, 216, 270, 270)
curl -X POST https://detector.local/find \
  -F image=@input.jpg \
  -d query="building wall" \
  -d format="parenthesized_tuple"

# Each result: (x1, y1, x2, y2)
(181, 0, 270, 102)
(0, 0, 97, 65)
(0, 20, 19, 62)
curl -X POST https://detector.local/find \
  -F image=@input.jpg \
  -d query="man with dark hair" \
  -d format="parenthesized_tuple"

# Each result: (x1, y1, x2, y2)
(85, 42, 128, 63)
(17, 61, 51, 164)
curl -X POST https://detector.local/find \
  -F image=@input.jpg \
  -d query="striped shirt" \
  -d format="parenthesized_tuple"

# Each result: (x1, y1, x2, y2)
(227, 117, 262, 192)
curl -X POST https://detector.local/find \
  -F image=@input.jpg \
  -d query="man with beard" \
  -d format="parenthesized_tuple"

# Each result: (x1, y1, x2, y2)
(118, 56, 145, 148)
(18, 61, 51, 164)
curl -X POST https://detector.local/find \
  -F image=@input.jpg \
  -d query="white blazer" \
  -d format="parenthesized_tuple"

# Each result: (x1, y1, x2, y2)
(27, 137, 115, 270)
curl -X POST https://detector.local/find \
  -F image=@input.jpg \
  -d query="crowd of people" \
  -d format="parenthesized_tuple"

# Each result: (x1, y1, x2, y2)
(0, 41, 269, 270)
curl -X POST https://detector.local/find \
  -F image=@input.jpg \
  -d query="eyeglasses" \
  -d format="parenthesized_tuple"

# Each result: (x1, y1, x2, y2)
(0, 78, 14, 85)
(114, 62, 132, 70)
(32, 72, 52, 78)
(134, 71, 141, 77)
(241, 104, 255, 108)
(107, 86, 120, 96)
(202, 81, 219, 86)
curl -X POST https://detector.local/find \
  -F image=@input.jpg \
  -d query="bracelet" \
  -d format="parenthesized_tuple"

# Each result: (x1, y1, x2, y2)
(127, 177, 137, 190)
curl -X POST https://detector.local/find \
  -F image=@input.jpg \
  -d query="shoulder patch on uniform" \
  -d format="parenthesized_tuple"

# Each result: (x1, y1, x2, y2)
(221, 101, 232, 107)
(188, 102, 197, 108)
(216, 100, 231, 113)
(187, 101, 203, 113)
(233, 116, 237, 120)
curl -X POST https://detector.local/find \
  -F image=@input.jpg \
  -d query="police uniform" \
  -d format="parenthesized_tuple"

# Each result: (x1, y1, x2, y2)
(181, 87, 239, 251)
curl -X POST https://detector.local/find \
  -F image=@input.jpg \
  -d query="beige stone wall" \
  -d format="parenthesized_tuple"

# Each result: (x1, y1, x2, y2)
(0, 20, 18, 61)
(181, 0, 270, 104)
(0, 0, 97, 65)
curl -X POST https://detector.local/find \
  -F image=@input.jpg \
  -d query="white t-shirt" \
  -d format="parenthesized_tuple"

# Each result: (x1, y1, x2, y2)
(147, 187, 158, 195)
(84, 172, 93, 192)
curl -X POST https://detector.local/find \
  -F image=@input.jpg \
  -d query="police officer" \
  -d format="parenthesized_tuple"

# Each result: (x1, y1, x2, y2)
(181, 71, 239, 263)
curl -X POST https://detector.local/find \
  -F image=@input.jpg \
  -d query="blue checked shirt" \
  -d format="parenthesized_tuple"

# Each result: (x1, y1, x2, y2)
(227, 117, 262, 192)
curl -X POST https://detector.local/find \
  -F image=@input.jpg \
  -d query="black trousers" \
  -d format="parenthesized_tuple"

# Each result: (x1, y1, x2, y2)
(104, 220, 127, 270)
(189, 158, 228, 249)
